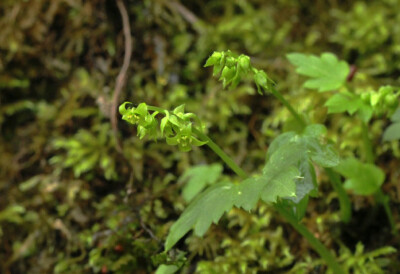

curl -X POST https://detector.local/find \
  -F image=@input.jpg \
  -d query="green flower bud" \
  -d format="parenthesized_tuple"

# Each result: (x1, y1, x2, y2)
(238, 55, 251, 73)
(378, 86, 393, 97)
(119, 102, 134, 115)
(137, 112, 158, 139)
(204, 51, 222, 67)
(254, 70, 268, 94)
(384, 94, 398, 108)
(360, 93, 371, 104)
(220, 66, 236, 88)
(225, 56, 236, 68)
(370, 93, 381, 107)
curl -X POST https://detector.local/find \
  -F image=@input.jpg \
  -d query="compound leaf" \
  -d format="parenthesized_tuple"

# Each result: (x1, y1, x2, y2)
(260, 166, 299, 203)
(287, 52, 350, 92)
(266, 125, 339, 203)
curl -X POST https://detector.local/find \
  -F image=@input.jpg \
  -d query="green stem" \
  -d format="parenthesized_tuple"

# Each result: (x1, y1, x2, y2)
(147, 105, 168, 114)
(361, 121, 375, 164)
(193, 128, 248, 179)
(270, 86, 307, 128)
(275, 205, 345, 273)
(375, 189, 397, 235)
(361, 121, 397, 234)
(325, 168, 352, 223)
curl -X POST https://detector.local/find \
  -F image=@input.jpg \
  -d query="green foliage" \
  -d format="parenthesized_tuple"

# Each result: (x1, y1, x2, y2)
(383, 107, 400, 141)
(322, 85, 399, 124)
(155, 264, 179, 274)
(162, 122, 339, 251)
(152, 250, 186, 274)
(120, 103, 206, 152)
(337, 242, 397, 274)
(266, 124, 339, 203)
(0, 205, 26, 225)
(334, 158, 385, 195)
(195, 207, 295, 273)
(179, 163, 223, 202)
(331, 1, 400, 75)
(363, 86, 399, 117)
(50, 124, 118, 180)
(286, 52, 350, 92)
(2, 1, 400, 273)
(324, 91, 373, 123)
(204, 50, 274, 94)
(165, 182, 239, 251)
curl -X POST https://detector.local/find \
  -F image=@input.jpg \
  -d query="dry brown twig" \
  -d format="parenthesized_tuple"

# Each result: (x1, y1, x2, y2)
(111, 0, 132, 153)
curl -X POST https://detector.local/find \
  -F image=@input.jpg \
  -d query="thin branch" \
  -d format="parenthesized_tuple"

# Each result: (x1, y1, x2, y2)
(111, 0, 133, 153)
(169, 1, 199, 25)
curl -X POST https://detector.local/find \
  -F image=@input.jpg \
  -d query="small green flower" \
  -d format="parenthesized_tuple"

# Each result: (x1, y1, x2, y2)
(253, 69, 271, 95)
(137, 111, 159, 140)
(120, 102, 207, 151)
(237, 55, 251, 73)
(204, 51, 222, 67)
(225, 56, 236, 68)
(120, 102, 148, 125)
(166, 124, 206, 152)
(220, 66, 237, 88)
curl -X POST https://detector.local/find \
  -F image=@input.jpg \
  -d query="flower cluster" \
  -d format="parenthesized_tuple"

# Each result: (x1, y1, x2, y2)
(361, 85, 399, 116)
(119, 102, 207, 151)
(204, 50, 274, 94)
(120, 102, 158, 140)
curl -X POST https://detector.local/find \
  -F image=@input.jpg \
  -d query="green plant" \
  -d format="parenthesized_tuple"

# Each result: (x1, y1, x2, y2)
(120, 50, 398, 273)
(287, 52, 398, 235)
(50, 123, 118, 180)
(120, 51, 347, 273)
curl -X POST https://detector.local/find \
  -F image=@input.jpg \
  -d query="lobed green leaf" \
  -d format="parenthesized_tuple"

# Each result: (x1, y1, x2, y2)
(287, 52, 350, 92)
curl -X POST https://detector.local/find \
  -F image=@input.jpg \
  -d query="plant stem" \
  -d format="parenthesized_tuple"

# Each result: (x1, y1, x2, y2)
(275, 205, 345, 273)
(361, 120, 397, 234)
(147, 105, 168, 113)
(270, 86, 307, 128)
(375, 189, 397, 235)
(193, 128, 248, 179)
(325, 168, 352, 223)
(361, 121, 375, 164)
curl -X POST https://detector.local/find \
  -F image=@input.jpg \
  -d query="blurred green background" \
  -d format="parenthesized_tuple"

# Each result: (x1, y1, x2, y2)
(1, 0, 399, 273)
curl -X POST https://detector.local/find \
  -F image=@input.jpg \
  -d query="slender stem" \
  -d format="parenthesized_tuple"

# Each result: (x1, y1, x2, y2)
(270, 86, 307, 128)
(193, 128, 248, 179)
(361, 120, 397, 234)
(361, 121, 375, 164)
(325, 168, 352, 223)
(375, 189, 397, 235)
(147, 105, 167, 113)
(275, 205, 345, 273)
